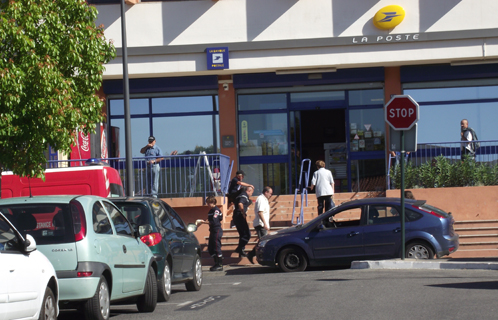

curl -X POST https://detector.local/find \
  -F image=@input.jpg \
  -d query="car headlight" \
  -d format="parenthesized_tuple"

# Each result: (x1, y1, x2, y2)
(258, 239, 269, 247)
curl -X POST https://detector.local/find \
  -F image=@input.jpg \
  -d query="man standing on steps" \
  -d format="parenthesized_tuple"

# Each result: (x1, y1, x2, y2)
(233, 186, 254, 257)
(247, 186, 273, 264)
(309, 160, 335, 215)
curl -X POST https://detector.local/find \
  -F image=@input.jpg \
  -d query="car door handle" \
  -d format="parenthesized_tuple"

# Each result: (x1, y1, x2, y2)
(348, 231, 360, 237)
(394, 228, 401, 233)
(123, 245, 127, 253)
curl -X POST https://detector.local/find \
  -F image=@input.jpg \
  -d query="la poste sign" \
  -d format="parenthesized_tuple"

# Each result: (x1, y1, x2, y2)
(385, 95, 419, 130)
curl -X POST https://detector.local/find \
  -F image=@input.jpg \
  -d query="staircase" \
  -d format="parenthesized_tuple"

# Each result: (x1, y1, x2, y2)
(200, 192, 373, 266)
(451, 220, 498, 258)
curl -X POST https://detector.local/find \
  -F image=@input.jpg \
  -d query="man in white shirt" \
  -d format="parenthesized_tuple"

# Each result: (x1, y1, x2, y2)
(460, 119, 476, 161)
(247, 186, 273, 264)
(309, 160, 335, 215)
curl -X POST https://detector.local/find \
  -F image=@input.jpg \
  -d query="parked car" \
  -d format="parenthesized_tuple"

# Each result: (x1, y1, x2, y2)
(256, 198, 459, 272)
(109, 197, 202, 302)
(0, 211, 59, 320)
(0, 195, 159, 320)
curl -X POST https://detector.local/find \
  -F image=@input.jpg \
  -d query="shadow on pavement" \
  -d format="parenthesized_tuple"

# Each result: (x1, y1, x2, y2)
(427, 281, 498, 290)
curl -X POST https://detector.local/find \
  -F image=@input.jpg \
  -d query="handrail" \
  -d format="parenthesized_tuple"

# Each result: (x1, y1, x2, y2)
(291, 159, 311, 225)
(46, 153, 231, 199)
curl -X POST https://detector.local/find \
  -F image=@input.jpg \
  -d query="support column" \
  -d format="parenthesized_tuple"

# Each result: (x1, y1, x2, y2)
(217, 75, 238, 175)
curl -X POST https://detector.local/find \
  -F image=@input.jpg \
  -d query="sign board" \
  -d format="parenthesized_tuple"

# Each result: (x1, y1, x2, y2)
(206, 47, 229, 70)
(389, 124, 418, 152)
(385, 95, 419, 130)
(222, 135, 234, 148)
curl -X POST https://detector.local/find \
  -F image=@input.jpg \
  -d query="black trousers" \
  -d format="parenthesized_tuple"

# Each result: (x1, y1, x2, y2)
(208, 228, 223, 257)
(233, 212, 250, 251)
(317, 195, 335, 215)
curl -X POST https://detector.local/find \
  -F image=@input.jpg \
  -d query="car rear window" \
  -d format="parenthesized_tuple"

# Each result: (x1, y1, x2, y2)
(112, 202, 152, 227)
(0, 204, 75, 245)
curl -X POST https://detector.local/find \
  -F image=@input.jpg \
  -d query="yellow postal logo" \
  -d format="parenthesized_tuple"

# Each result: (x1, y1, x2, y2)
(373, 5, 405, 30)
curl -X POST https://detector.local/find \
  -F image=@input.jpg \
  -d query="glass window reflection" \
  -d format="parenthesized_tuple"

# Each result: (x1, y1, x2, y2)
(406, 86, 498, 102)
(239, 113, 288, 157)
(349, 109, 385, 152)
(240, 163, 288, 195)
(110, 99, 149, 116)
(291, 91, 345, 103)
(110, 118, 150, 157)
(152, 96, 216, 114)
(349, 89, 384, 106)
(238, 94, 287, 111)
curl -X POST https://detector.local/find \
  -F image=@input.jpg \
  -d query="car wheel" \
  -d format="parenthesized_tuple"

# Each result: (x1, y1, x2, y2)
(39, 287, 56, 320)
(84, 276, 110, 320)
(137, 265, 157, 312)
(185, 254, 202, 291)
(406, 242, 435, 259)
(278, 247, 308, 272)
(157, 263, 172, 302)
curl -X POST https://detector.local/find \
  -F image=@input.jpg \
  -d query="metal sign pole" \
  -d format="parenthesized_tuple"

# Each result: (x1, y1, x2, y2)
(400, 130, 406, 260)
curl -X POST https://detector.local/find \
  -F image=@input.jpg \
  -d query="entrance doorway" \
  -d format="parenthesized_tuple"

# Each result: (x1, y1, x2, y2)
(291, 109, 349, 193)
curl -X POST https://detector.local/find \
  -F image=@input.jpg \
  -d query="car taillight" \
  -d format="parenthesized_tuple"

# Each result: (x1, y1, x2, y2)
(70, 200, 87, 242)
(77, 271, 93, 277)
(140, 232, 162, 247)
(412, 205, 446, 218)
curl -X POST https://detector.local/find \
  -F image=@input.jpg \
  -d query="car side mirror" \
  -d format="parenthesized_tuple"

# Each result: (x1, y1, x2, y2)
(24, 234, 37, 253)
(187, 223, 197, 233)
(316, 223, 325, 231)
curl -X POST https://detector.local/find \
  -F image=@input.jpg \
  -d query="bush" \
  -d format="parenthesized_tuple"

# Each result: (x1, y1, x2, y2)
(390, 156, 498, 189)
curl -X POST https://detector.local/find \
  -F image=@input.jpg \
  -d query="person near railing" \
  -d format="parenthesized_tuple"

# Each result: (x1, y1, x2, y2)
(460, 119, 477, 161)
(140, 136, 178, 198)
(198, 196, 224, 272)
(226, 170, 254, 215)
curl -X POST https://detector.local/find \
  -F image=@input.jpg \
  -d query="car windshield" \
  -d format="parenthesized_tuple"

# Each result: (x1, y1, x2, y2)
(0, 204, 74, 245)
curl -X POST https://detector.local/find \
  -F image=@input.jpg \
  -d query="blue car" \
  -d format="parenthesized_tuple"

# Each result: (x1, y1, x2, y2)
(256, 198, 459, 272)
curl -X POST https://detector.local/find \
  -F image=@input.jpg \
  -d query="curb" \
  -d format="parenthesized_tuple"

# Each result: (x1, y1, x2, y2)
(351, 259, 498, 270)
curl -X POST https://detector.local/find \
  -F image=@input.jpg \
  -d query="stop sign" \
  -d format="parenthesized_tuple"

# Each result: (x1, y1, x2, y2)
(385, 95, 419, 130)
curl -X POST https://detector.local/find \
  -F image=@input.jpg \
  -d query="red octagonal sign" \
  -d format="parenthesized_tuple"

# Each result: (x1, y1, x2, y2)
(385, 95, 420, 130)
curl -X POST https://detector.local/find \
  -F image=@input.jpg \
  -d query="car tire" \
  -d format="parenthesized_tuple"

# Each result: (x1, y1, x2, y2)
(406, 242, 435, 259)
(278, 247, 308, 272)
(39, 287, 57, 320)
(84, 276, 110, 320)
(136, 265, 157, 312)
(185, 254, 202, 291)
(157, 263, 172, 302)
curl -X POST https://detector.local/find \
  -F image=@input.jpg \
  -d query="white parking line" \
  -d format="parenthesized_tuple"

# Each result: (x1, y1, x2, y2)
(201, 282, 241, 285)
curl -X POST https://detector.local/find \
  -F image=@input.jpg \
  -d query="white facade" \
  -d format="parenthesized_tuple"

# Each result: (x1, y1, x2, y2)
(97, 0, 498, 79)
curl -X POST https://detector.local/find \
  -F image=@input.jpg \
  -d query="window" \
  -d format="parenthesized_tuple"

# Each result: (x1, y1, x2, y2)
(322, 206, 362, 229)
(93, 202, 112, 234)
(404, 85, 498, 143)
(104, 202, 132, 236)
(165, 204, 186, 232)
(0, 214, 19, 252)
(239, 113, 288, 157)
(348, 89, 384, 106)
(238, 94, 286, 111)
(109, 94, 219, 157)
(349, 108, 385, 152)
(367, 205, 401, 225)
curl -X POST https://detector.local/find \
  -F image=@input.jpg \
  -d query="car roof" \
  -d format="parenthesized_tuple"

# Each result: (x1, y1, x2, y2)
(341, 197, 425, 205)
(0, 195, 107, 205)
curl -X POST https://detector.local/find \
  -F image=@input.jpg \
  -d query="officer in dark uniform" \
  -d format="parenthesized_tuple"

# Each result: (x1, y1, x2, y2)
(200, 196, 224, 271)
(233, 186, 254, 257)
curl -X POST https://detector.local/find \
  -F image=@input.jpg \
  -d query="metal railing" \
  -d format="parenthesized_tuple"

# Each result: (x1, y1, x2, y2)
(388, 139, 498, 189)
(48, 153, 233, 199)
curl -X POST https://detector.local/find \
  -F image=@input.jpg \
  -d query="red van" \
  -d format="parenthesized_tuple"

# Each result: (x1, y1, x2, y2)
(1, 165, 124, 199)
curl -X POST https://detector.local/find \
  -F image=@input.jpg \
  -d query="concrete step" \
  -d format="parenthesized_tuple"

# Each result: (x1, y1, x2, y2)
(457, 242, 498, 250)
(449, 249, 498, 259)
(454, 220, 498, 228)
(458, 235, 498, 243)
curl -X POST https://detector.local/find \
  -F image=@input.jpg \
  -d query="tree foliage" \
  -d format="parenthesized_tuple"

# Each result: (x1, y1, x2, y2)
(0, 0, 115, 178)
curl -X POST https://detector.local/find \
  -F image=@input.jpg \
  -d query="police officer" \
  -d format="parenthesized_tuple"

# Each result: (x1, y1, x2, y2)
(233, 186, 254, 257)
(200, 196, 224, 271)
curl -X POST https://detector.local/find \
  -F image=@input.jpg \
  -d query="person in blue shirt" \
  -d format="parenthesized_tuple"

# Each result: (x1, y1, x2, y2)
(140, 136, 177, 198)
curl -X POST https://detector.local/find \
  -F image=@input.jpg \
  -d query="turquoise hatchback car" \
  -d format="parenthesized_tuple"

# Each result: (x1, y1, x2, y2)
(0, 195, 159, 320)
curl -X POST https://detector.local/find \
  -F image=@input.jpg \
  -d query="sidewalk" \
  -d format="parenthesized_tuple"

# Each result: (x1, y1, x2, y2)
(351, 257, 498, 270)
